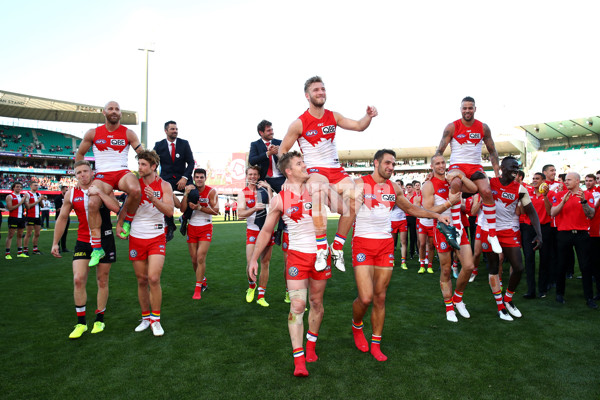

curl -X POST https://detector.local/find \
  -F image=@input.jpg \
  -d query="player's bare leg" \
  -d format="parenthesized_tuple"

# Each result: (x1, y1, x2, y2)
(330, 178, 359, 272)
(426, 236, 434, 273)
(257, 246, 273, 306)
(305, 278, 327, 362)
(488, 252, 512, 321)
(192, 241, 210, 300)
(94, 262, 111, 328)
(370, 267, 392, 361)
(117, 173, 142, 239)
(87, 180, 113, 266)
(501, 247, 524, 318)
(23, 225, 33, 254)
(287, 279, 309, 376)
(418, 232, 427, 273)
(308, 174, 329, 271)
(70, 259, 89, 338)
(439, 252, 457, 322)
(352, 265, 374, 352)
(399, 231, 408, 268)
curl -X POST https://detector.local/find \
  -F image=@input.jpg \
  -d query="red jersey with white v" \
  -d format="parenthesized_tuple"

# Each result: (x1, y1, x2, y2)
(449, 119, 484, 165)
(7, 192, 25, 218)
(485, 178, 520, 231)
(26, 191, 41, 218)
(71, 187, 91, 243)
(354, 175, 395, 239)
(93, 125, 130, 173)
(297, 109, 340, 168)
(279, 188, 315, 253)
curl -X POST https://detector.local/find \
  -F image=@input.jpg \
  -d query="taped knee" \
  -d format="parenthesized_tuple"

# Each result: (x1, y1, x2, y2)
(288, 288, 307, 325)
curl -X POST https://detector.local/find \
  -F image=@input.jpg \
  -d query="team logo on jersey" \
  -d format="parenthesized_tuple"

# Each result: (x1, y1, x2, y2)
(365, 194, 376, 200)
(95, 139, 107, 144)
(437, 188, 447, 194)
(248, 199, 255, 205)
(491, 190, 498, 195)
(356, 253, 366, 262)
(110, 139, 126, 146)
(130, 249, 138, 258)
(283, 242, 288, 250)
(303, 203, 312, 210)
(482, 243, 489, 250)
(306, 130, 318, 137)
(440, 242, 447, 250)
(322, 125, 336, 134)
(469, 132, 481, 140)
(501, 192, 516, 201)
(382, 194, 396, 202)
(288, 266, 299, 277)
(249, 236, 256, 242)
(456, 134, 466, 139)
(476, 233, 481, 238)
(309, 168, 319, 173)
(73, 196, 84, 202)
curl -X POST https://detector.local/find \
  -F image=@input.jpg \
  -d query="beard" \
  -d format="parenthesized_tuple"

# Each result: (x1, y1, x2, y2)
(309, 95, 326, 108)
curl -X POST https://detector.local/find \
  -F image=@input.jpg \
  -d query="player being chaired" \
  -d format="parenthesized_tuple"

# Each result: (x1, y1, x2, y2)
(249, 151, 332, 377)
(118, 150, 173, 336)
(279, 76, 378, 272)
(435, 96, 502, 254)
(76, 101, 143, 267)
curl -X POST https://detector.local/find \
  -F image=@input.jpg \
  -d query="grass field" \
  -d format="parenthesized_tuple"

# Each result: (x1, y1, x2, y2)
(1, 216, 599, 399)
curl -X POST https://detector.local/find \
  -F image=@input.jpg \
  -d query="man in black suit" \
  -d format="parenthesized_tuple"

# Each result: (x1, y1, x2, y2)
(153, 120, 195, 241)
(54, 185, 70, 252)
(248, 120, 286, 193)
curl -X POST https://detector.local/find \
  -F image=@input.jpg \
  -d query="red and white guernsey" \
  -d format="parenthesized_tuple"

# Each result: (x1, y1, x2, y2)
(92, 125, 130, 173)
(431, 176, 451, 219)
(26, 191, 41, 218)
(242, 186, 260, 231)
(7, 192, 25, 218)
(131, 177, 165, 239)
(354, 175, 396, 239)
(189, 185, 214, 226)
(71, 187, 91, 243)
(390, 205, 406, 222)
(297, 109, 340, 168)
(278, 188, 315, 253)
(478, 178, 527, 231)
(449, 119, 484, 166)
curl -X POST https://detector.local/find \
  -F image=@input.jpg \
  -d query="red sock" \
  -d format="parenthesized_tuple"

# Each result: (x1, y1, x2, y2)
(193, 282, 202, 299)
(493, 290, 505, 311)
(370, 335, 387, 361)
(352, 320, 369, 352)
(316, 234, 327, 251)
(257, 286, 266, 300)
(445, 299, 454, 313)
(306, 331, 318, 362)
(504, 289, 514, 304)
(248, 280, 256, 289)
(332, 234, 346, 251)
(452, 290, 464, 304)
(292, 348, 309, 377)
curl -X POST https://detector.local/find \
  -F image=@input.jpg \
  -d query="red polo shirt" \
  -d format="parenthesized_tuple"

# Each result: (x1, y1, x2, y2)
(553, 190, 594, 231)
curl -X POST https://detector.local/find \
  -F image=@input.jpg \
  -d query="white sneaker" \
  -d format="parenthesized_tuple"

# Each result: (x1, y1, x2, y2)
(454, 301, 471, 318)
(151, 321, 164, 336)
(315, 248, 328, 271)
(135, 319, 151, 332)
(504, 301, 522, 318)
(498, 308, 514, 321)
(469, 273, 477, 283)
(488, 235, 503, 254)
(446, 310, 458, 322)
(330, 248, 345, 272)
(451, 265, 459, 279)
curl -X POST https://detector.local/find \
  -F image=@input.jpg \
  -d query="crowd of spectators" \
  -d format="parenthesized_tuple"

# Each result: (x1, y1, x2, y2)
(0, 173, 77, 191)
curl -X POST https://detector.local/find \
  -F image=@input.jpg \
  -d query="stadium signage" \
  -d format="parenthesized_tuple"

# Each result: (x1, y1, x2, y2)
(0, 167, 68, 174)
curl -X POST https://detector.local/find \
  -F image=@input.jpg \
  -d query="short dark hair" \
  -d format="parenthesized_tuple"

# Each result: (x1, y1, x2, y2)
(397, 179, 403, 185)
(405, 183, 413, 188)
(11, 182, 22, 190)
(246, 165, 261, 174)
(517, 171, 525, 179)
(585, 174, 596, 180)
(542, 164, 554, 172)
(194, 168, 207, 178)
(596, 170, 600, 175)
(534, 172, 546, 180)
(257, 120, 272, 135)
(304, 76, 323, 93)
(412, 180, 420, 186)
(278, 151, 303, 179)
(373, 149, 396, 163)
(462, 96, 475, 104)
(137, 149, 160, 167)
(164, 120, 176, 130)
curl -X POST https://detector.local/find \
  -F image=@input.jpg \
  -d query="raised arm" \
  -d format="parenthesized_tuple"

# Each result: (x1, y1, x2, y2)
(75, 129, 95, 161)
(435, 123, 454, 157)
(278, 119, 303, 156)
(334, 106, 378, 132)
(482, 123, 499, 177)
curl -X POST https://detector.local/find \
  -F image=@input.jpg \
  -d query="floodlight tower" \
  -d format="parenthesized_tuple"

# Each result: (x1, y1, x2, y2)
(138, 46, 154, 148)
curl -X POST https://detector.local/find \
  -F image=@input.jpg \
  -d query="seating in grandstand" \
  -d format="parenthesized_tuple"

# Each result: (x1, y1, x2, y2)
(0, 124, 92, 156)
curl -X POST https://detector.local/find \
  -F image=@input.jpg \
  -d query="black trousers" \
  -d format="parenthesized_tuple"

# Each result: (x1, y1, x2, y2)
(556, 230, 593, 300)
(41, 210, 50, 229)
(407, 216, 418, 257)
(589, 237, 600, 296)
(521, 223, 552, 295)
(55, 211, 69, 250)
(163, 177, 181, 229)
(468, 216, 477, 251)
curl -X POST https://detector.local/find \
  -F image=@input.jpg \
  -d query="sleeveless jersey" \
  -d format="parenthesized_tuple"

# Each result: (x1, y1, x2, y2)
(189, 185, 214, 226)
(390, 205, 406, 222)
(26, 191, 41, 218)
(431, 176, 451, 219)
(71, 186, 112, 243)
(297, 109, 340, 168)
(414, 190, 433, 227)
(354, 175, 395, 239)
(449, 119, 484, 165)
(278, 188, 315, 253)
(131, 177, 166, 239)
(7, 192, 25, 218)
(477, 178, 524, 231)
(242, 186, 260, 231)
(92, 125, 130, 172)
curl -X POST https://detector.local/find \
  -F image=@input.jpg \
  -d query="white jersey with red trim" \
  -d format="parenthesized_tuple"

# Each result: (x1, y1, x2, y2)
(390, 205, 406, 222)
(477, 177, 528, 231)
(279, 188, 315, 253)
(131, 177, 166, 239)
(7, 192, 25, 218)
(297, 109, 340, 168)
(431, 176, 451, 219)
(354, 175, 395, 239)
(189, 185, 214, 227)
(449, 119, 485, 165)
(92, 125, 130, 173)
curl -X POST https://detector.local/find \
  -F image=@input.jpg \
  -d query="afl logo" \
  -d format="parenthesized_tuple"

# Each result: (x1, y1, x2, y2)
(95, 139, 107, 144)
(286, 206, 299, 214)
(456, 134, 466, 139)
(306, 130, 318, 137)
(437, 188, 447, 194)
(309, 168, 319, 173)
(288, 266, 299, 277)
(96, 174, 104, 179)
(388, 254, 394, 259)
(492, 190, 498, 195)
(130, 249, 137, 258)
(73, 196, 84, 202)
(440, 242, 447, 250)
(482, 243, 489, 250)
(322, 125, 336, 134)
(356, 253, 366, 262)
(249, 236, 256, 242)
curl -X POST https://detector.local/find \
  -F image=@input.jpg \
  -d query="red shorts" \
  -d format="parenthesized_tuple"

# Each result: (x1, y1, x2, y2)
(307, 166, 349, 184)
(352, 237, 395, 268)
(433, 224, 470, 253)
(282, 232, 289, 253)
(94, 169, 130, 189)
(129, 234, 166, 260)
(418, 222, 434, 237)
(476, 226, 521, 252)
(246, 229, 275, 246)
(391, 220, 407, 233)
(449, 163, 485, 180)
(286, 249, 332, 280)
(187, 224, 213, 243)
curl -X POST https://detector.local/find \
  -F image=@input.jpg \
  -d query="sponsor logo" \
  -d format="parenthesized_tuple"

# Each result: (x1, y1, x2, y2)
(456, 134, 466, 139)
(104, 229, 112, 236)
(482, 243, 489, 250)
(288, 266, 299, 277)
(440, 242, 447, 250)
(501, 192, 516, 201)
(110, 139, 126, 146)
(249, 236, 256, 242)
(130, 249, 138, 258)
(95, 139, 107, 144)
(74, 252, 86, 257)
(153, 191, 161, 198)
(469, 132, 481, 140)
(356, 253, 366, 262)
(388, 254, 394, 259)
(322, 125, 336, 134)
(306, 130, 318, 137)
(199, 197, 209, 203)
(317, 123, 324, 127)
(382, 194, 396, 201)
(304, 203, 312, 210)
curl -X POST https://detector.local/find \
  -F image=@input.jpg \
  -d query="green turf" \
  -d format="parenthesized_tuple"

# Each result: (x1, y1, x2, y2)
(1, 217, 599, 399)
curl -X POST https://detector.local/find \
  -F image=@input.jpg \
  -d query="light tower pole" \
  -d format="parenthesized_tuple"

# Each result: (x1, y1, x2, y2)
(138, 46, 154, 148)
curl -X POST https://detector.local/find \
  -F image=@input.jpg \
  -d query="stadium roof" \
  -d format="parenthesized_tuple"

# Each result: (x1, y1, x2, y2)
(0, 90, 138, 125)
(519, 115, 600, 142)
